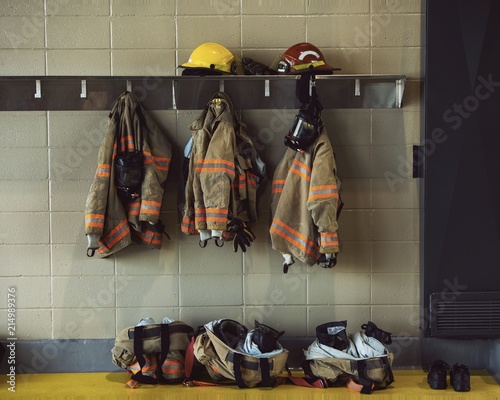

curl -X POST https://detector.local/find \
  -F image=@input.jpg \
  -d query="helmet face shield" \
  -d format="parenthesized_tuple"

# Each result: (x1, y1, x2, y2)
(277, 59, 290, 74)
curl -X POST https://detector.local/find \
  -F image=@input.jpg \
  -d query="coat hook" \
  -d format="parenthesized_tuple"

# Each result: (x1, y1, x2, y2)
(80, 80, 87, 98)
(355, 79, 361, 96)
(309, 75, 316, 97)
(395, 79, 405, 108)
(126, 80, 132, 92)
(264, 79, 270, 97)
(171, 80, 177, 110)
(34, 80, 41, 98)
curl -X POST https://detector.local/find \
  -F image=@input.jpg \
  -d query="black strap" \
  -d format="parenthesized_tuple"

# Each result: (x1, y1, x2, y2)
(232, 353, 247, 388)
(381, 356, 395, 387)
(130, 325, 160, 384)
(128, 323, 192, 340)
(156, 324, 171, 384)
(133, 325, 146, 370)
(225, 352, 264, 371)
(356, 360, 375, 394)
(259, 358, 272, 387)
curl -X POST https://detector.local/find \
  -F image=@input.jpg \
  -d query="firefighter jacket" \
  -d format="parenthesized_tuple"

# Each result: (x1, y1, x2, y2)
(85, 92, 172, 257)
(181, 92, 263, 240)
(270, 127, 341, 266)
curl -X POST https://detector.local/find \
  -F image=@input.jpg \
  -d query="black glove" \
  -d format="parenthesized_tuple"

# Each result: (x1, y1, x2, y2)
(226, 217, 256, 252)
(361, 321, 392, 345)
(316, 253, 337, 268)
(242, 57, 277, 75)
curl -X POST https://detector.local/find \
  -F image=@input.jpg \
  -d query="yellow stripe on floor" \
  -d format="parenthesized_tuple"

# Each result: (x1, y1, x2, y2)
(3, 370, 500, 400)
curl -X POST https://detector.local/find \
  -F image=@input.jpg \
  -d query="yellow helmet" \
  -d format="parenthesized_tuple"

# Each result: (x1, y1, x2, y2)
(180, 42, 238, 75)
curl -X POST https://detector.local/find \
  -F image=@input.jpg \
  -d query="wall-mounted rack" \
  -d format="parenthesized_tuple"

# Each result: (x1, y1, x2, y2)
(0, 74, 406, 111)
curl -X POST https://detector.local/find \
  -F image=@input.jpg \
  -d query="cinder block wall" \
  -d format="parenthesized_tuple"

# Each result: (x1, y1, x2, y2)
(0, 0, 423, 346)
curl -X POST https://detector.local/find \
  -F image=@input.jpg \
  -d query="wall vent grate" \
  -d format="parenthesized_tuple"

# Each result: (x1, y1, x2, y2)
(430, 292, 500, 337)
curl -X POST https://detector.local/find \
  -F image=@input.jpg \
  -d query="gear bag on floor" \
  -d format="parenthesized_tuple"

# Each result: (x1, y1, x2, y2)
(302, 321, 394, 394)
(112, 320, 194, 388)
(185, 319, 289, 388)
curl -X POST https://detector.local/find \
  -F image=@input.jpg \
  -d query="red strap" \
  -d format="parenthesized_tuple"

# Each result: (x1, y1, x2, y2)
(347, 378, 374, 394)
(184, 379, 221, 387)
(184, 337, 195, 379)
(282, 371, 326, 388)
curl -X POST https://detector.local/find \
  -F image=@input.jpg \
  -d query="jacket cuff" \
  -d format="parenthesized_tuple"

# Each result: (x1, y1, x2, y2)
(319, 231, 339, 250)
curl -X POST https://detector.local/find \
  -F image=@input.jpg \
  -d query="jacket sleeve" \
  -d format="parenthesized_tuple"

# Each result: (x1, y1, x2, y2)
(139, 114, 172, 224)
(306, 135, 341, 254)
(84, 118, 116, 237)
(199, 120, 236, 231)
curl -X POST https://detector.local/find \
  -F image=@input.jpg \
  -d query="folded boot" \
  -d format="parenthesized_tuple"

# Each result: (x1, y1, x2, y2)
(427, 359, 449, 390)
(450, 363, 470, 392)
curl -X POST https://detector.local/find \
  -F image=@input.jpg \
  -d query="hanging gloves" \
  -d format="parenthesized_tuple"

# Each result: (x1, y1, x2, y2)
(226, 217, 256, 252)
(317, 253, 337, 269)
(242, 57, 277, 75)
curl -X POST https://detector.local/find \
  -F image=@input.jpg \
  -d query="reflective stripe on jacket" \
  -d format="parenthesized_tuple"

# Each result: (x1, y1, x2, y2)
(270, 127, 341, 266)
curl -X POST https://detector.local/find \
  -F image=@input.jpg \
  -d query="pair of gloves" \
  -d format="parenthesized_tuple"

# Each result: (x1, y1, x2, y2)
(198, 217, 256, 253)
(242, 58, 277, 75)
(282, 253, 337, 273)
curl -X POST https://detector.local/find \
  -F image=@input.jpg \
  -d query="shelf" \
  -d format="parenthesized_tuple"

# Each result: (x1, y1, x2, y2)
(0, 74, 406, 111)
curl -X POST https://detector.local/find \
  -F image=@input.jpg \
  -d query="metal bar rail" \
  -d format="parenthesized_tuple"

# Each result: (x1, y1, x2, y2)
(0, 74, 406, 111)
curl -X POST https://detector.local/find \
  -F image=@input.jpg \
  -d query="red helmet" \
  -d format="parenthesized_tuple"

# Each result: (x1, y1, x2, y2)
(277, 42, 340, 74)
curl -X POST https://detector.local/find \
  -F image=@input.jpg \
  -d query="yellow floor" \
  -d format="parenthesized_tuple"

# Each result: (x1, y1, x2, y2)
(3, 370, 499, 400)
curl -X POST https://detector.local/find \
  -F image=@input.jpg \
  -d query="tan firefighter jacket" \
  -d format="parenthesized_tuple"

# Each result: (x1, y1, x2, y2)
(270, 127, 341, 266)
(85, 92, 172, 257)
(181, 92, 263, 241)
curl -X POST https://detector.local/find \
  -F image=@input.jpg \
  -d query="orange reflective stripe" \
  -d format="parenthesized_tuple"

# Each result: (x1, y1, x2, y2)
(210, 365, 222, 376)
(194, 208, 206, 223)
(142, 357, 158, 372)
(200, 159, 235, 176)
(119, 135, 135, 152)
(95, 163, 111, 178)
(320, 232, 339, 247)
(126, 378, 139, 389)
(246, 172, 257, 187)
(143, 151, 171, 172)
(136, 229, 162, 246)
(206, 208, 228, 224)
(127, 361, 141, 373)
(270, 218, 319, 259)
(290, 159, 311, 181)
(162, 360, 185, 375)
(153, 155, 171, 171)
(127, 202, 140, 216)
(85, 214, 104, 229)
(233, 174, 246, 189)
(99, 219, 130, 251)
(347, 378, 374, 393)
(194, 159, 204, 173)
(140, 200, 161, 216)
(272, 179, 286, 194)
(308, 184, 339, 201)
(181, 216, 197, 234)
